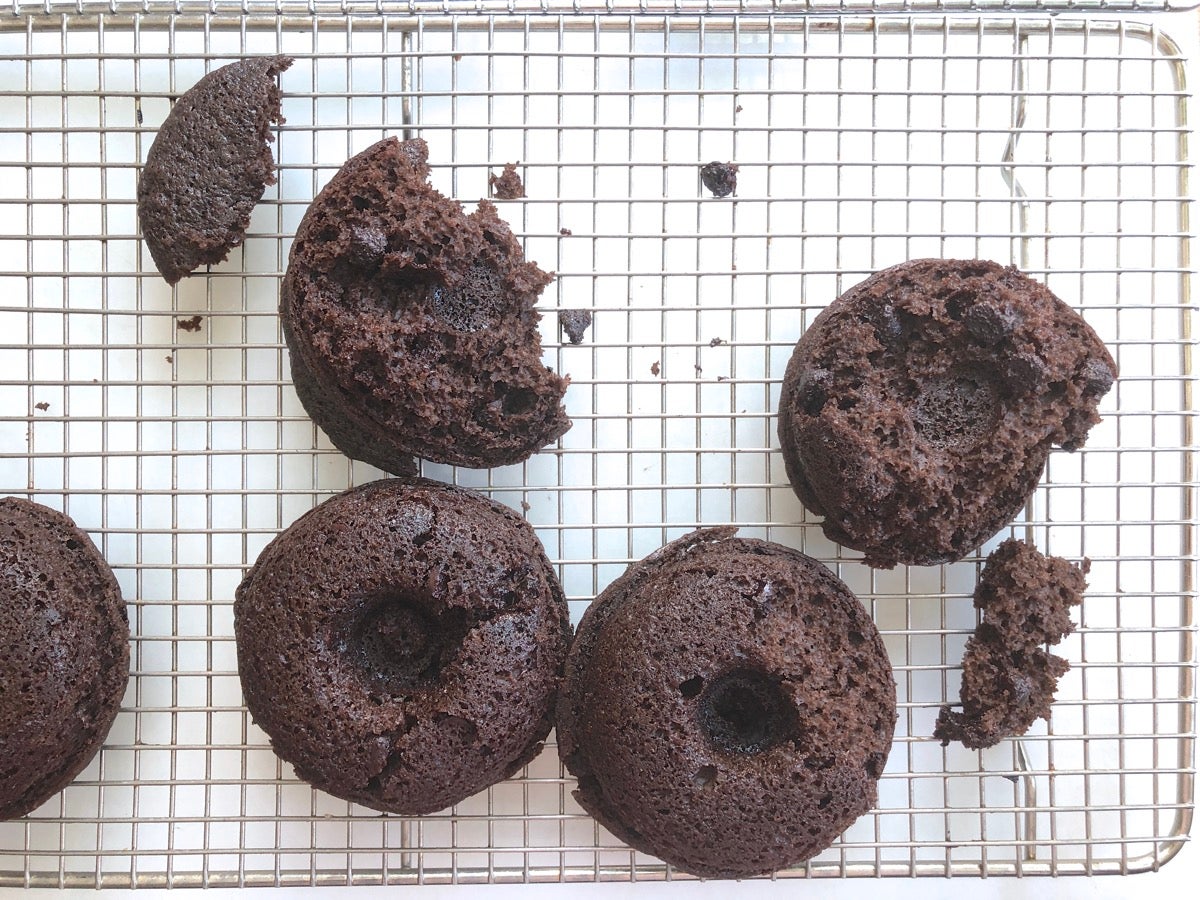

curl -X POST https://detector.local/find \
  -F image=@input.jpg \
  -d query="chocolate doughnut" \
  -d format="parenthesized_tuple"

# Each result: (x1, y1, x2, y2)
(234, 477, 571, 815)
(778, 259, 1117, 568)
(1, 497, 129, 820)
(280, 137, 570, 472)
(557, 528, 896, 879)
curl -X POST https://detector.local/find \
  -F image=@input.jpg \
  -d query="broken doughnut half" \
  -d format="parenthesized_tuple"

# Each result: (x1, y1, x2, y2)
(280, 137, 570, 472)
(777, 258, 1117, 568)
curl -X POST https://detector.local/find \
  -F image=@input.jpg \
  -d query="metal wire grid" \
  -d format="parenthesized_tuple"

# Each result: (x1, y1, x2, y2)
(0, 2, 1194, 888)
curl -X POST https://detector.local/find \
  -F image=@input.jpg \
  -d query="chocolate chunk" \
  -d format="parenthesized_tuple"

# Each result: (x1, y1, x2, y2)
(347, 224, 387, 270)
(700, 161, 738, 198)
(963, 303, 1020, 344)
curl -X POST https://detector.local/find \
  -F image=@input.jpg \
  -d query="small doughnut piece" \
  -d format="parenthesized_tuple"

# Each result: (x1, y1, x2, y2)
(1, 497, 129, 820)
(138, 56, 292, 284)
(557, 528, 896, 879)
(777, 259, 1117, 568)
(281, 137, 570, 472)
(935, 539, 1088, 750)
(234, 478, 571, 815)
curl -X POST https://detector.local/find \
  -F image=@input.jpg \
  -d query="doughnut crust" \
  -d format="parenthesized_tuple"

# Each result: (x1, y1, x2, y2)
(0, 497, 129, 820)
(557, 528, 896, 879)
(234, 478, 571, 815)
(280, 137, 571, 472)
(777, 259, 1117, 568)
(137, 56, 292, 284)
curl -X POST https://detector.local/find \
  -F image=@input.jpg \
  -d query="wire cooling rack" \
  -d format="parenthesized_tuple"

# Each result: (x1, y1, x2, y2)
(0, 0, 1196, 888)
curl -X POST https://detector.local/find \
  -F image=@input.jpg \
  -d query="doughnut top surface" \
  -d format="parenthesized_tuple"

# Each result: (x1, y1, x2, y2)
(137, 56, 292, 284)
(280, 137, 571, 471)
(557, 528, 896, 879)
(234, 477, 571, 815)
(0, 497, 130, 820)
(778, 258, 1117, 568)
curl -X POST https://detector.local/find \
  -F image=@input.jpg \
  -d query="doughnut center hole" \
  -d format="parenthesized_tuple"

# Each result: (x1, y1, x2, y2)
(699, 669, 797, 754)
(350, 597, 464, 692)
(912, 372, 1000, 451)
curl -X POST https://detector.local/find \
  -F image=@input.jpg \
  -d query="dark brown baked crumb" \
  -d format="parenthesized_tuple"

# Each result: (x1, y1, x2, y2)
(558, 309, 592, 345)
(700, 161, 738, 198)
(33, 402, 49, 412)
(489, 163, 526, 200)
(176, 315, 203, 332)
(709, 337, 725, 347)
(559, 227, 572, 236)
(650, 361, 660, 377)
(935, 539, 1088, 750)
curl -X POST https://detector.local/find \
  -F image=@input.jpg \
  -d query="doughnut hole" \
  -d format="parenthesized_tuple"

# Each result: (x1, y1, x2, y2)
(348, 595, 469, 694)
(698, 669, 798, 754)
(912, 372, 1000, 451)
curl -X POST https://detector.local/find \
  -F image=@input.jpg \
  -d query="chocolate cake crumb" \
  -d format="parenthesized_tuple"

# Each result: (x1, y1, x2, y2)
(489, 163, 526, 200)
(700, 161, 738, 198)
(559, 227, 572, 236)
(176, 315, 203, 333)
(558, 309, 592, 345)
(34, 402, 49, 412)
(935, 539, 1089, 750)
(709, 337, 725, 347)
(650, 361, 660, 377)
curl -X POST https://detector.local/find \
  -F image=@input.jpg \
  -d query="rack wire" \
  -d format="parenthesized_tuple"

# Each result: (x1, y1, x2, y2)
(0, 0, 1195, 888)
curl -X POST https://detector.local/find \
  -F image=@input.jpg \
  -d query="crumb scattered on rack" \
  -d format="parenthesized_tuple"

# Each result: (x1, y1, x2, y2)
(650, 361, 660, 377)
(558, 309, 592, 345)
(700, 161, 738, 198)
(735, 104, 743, 113)
(694, 364, 703, 374)
(717, 375, 727, 382)
(520, 500, 531, 512)
(34, 401, 49, 412)
(559, 227, 572, 236)
(709, 337, 725, 347)
(176, 315, 203, 333)
(165, 354, 173, 364)
(489, 163, 525, 199)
